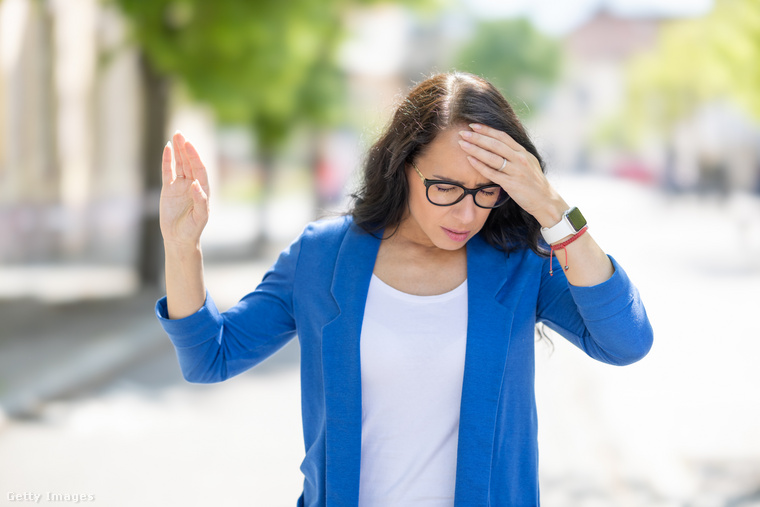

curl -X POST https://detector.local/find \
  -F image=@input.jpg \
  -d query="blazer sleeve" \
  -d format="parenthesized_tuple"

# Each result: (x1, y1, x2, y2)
(154, 234, 302, 383)
(536, 255, 653, 365)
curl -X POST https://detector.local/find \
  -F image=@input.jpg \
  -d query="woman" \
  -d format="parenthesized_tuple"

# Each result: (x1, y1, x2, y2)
(156, 72, 653, 506)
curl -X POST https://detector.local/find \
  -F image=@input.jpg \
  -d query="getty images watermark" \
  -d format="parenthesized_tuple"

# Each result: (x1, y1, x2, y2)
(7, 492, 96, 503)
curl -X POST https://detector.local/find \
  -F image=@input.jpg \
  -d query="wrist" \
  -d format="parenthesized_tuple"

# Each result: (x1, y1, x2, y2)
(540, 206, 588, 245)
(535, 198, 569, 229)
(164, 240, 203, 261)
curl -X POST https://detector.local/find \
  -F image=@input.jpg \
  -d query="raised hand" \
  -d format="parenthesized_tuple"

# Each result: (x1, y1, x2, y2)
(457, 123, 567, 228)
(160, 132, 211, 248)
(458, 123, 614, 285)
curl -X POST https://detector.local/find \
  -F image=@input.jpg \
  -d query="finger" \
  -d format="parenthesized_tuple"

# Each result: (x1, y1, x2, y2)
(161, 142, 175, 186)
(184, 141, 210, 195)
(466, 155, 509, 182)
(458, 139, 508, 171)
(190, 180, 209, 221)
(459, 129, 510, 161)
(469, 123, 525, 154)
(172, 131, 188, 179)
(177, 135, 195, 180)
(460, 129, 525, 172)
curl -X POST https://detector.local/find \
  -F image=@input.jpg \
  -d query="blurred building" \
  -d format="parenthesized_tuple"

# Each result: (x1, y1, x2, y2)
(0, 0, 143, 265)
(532, 9, 660, 180)
(532, 7, 760, 193)
(670, 101, 760, 194)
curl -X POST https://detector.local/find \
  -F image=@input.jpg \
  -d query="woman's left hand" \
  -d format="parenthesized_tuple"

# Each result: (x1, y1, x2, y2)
(458, 123, 567, 228)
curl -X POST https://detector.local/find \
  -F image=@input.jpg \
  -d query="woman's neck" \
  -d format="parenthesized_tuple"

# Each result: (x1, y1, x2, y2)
(374, 228, 467, 296)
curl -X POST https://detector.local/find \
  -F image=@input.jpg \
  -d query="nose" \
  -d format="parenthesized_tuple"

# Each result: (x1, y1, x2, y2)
(450, 193, 478, 223)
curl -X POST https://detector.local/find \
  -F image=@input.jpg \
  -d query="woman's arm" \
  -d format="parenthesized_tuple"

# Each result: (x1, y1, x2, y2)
(155, 236, 301, 383)
(156, 132, 303, 382)
(459, 123, 613, 287)
(459, 123, 652, 363)
(159, 131, 210, 318)
(536, 255, 653, 365)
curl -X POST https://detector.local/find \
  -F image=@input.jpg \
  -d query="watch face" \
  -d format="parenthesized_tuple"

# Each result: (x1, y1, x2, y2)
(566, 207, 587, 230)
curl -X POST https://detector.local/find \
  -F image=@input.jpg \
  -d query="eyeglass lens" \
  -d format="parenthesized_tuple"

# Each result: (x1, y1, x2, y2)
(427, 183, 507, 208)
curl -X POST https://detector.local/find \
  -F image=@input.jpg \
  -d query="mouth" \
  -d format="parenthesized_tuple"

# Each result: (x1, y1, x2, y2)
(441, 227, 469, 242)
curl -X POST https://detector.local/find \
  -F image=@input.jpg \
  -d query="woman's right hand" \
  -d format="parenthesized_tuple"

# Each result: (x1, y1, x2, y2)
(160, 132, 210, 249)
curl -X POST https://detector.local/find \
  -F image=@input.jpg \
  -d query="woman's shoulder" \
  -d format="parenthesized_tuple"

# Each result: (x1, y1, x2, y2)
(300, 214, 354, 240)
(290, 215, 379, 278)
(292, 214, 361, 258)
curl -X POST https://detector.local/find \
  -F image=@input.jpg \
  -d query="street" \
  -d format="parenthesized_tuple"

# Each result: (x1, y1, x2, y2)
(2, 175, 760, 506)
(0, 339, 305, 506)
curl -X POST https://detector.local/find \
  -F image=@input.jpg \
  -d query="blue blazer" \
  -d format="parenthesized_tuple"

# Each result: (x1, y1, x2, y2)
(156, 215, 653, 506)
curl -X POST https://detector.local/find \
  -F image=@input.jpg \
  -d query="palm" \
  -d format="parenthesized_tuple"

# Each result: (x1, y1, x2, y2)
(160, 178, 203, 238)
(159, 132, 210, 247)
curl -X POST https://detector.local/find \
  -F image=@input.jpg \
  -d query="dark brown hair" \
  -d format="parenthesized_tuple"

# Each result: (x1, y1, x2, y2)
(350, 72, 547, 255)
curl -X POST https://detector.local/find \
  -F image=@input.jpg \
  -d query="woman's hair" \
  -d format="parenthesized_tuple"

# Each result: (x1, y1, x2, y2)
(350, 71, 547, 255)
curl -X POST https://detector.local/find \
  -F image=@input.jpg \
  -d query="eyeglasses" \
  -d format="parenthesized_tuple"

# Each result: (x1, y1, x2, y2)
(411, 162, 510, 209)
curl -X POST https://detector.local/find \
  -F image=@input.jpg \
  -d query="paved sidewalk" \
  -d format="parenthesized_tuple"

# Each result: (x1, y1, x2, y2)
(0, 247, 281, 422)
(0, 289, 167, 420)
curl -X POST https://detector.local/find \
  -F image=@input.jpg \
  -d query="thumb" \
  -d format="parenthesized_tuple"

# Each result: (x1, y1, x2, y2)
(191, 179, 207, 201)
(191, 180, 209, 216)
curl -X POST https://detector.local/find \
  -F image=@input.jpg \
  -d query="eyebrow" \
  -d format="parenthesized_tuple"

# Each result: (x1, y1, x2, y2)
(432, 174, 494, 188)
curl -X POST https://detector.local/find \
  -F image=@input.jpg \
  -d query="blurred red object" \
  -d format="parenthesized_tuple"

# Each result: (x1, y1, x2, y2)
(612, 159, 657, 185)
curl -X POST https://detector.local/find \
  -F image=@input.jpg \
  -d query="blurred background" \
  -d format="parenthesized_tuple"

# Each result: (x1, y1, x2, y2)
(1, 0, 759, 505)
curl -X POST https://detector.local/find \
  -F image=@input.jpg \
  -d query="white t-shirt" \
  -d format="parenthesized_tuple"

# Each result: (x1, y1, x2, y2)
(358, 274, 468, 506)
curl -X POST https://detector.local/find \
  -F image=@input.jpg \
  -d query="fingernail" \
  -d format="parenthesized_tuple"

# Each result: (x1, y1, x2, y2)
(469, 123, 482, 130)
(166, 141, 172, 149)
(459, 130, 472, 139)
(459, 140, 471, 148)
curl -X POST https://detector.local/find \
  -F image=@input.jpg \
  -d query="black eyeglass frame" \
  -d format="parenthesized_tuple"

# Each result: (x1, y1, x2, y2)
(411, 162, 510, 209)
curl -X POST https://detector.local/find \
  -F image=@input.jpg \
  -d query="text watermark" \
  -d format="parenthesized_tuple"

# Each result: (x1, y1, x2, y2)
(7, 492, 96, 503)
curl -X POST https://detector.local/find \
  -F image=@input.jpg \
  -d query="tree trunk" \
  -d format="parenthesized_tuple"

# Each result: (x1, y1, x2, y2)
(253, 147, 274, 254)
(137, 52, 170, 288)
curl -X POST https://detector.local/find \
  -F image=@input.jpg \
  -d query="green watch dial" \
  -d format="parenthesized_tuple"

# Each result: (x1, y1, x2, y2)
(566, 207, 587, 231)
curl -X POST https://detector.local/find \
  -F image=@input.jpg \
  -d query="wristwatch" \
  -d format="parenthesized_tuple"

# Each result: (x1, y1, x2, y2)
(540, 207, 587, 244)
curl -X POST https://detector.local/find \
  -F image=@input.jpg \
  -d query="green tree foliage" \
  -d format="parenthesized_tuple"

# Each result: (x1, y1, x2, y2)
(454, 18, 562, 116)
(112, 0, 364, 149)
(627, 0, 760, 133)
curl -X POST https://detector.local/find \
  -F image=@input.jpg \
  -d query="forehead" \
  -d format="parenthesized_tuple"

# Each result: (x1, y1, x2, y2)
(417, 127, 492, 186)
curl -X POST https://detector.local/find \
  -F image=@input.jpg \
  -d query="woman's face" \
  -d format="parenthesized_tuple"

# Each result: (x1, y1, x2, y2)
(399, 126, 494, 251)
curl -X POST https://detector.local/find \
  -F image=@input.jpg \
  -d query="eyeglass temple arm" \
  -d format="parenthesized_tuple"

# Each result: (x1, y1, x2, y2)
(411, 162, 426, 183)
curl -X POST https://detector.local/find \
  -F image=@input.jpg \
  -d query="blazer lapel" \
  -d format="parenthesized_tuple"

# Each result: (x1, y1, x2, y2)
(454, 235, 523, 505)
(321, 223, 380, 506)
